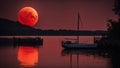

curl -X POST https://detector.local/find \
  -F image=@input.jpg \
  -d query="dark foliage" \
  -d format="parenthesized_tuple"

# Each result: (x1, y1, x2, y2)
(113, 0, 120, 16)
(107, 19, 120, 39)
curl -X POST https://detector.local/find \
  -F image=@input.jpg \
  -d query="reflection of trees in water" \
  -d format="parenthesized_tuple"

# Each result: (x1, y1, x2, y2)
(106, 49, 120, 68)
(61, 49, 109, 68)
(61, 48, 120, 68)
(93, 48, 120, 68)
(18, 46, 39, 68)
(98, 48, 120, 68)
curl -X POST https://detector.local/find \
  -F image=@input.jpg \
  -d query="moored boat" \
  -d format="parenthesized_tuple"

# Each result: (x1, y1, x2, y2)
(61, 13, 97, 49)
(62, 40, 97, 49)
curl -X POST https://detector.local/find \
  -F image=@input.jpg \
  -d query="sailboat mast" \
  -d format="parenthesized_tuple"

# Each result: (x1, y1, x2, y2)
(77, 13, 80, 42)
(77, 13, 80, 31)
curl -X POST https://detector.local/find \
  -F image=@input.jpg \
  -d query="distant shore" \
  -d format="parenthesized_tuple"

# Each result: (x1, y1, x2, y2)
(0, 30, 107, 36)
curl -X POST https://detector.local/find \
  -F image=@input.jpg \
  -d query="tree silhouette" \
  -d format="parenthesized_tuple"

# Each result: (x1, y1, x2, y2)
(107, 0, 120, 40)
(113, 0, 120, 17)
(107, 19, 120, 39)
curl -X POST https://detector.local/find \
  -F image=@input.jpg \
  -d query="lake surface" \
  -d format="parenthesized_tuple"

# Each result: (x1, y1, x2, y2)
(0, 36, 114, 68)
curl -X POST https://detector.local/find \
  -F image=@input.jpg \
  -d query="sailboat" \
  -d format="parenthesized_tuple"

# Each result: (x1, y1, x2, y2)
(62, 13, 97, 49)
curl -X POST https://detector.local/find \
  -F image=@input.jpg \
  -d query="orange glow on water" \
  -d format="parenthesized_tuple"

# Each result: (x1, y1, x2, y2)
(18, 46, 38, 67)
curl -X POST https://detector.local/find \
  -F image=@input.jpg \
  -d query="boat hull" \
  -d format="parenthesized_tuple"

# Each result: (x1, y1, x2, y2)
(62, 43, 97, 49)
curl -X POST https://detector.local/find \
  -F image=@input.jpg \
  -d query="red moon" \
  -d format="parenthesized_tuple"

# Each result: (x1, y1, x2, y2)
(18, 7, 38, 27)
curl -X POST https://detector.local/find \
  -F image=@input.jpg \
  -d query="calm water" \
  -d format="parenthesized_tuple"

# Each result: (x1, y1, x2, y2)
(0, 36, 113, 68)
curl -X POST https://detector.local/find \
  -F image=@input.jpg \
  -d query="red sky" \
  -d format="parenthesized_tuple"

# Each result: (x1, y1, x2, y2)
(0, 0, 118, 30)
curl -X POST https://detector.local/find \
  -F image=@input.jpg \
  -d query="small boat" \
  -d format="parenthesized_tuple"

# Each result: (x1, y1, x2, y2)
(62, 13, 97, 49)
(62, 40, 97, 49)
